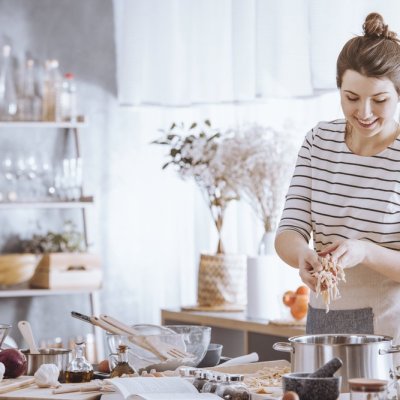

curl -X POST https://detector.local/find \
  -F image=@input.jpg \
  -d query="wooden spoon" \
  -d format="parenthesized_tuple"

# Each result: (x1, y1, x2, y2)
(18, 320, 40, 354)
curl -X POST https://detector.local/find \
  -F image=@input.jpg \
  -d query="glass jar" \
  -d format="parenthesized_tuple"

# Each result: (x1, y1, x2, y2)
(110, 344, 136, 377)
(178, 367, 199, 383)
(349, 378, 388, 400)
(201, 372, 226, 393)
(193, 370, 211, 392)
(65, 341, 93, 383)
(215, 374, 250, 400)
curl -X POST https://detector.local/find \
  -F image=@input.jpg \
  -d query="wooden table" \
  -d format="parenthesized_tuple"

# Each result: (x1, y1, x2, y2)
(161, 308, 305, 361)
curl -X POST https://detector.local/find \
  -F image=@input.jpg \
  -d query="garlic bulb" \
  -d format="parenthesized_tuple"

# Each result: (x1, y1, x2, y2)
(0, 362, 5, 382)
(34, 364, 60, 388)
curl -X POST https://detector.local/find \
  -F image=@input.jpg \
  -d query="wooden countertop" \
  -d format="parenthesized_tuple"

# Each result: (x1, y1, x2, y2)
(161, 308, 306, 337)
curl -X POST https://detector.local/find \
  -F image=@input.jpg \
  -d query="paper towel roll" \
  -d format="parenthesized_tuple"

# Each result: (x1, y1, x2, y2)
(246, 255, 280, 320)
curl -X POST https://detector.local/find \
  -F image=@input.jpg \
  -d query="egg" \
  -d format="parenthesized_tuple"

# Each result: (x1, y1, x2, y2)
(282, 391, 300, 400)
(97, 359, 110, 373)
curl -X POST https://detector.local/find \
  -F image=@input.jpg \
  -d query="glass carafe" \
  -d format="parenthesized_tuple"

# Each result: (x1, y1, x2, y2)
(65, 341, 93, 383)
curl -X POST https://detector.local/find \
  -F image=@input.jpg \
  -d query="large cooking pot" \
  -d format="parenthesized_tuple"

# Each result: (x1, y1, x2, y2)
(273, 334, 400, 392)
(21, 348, 72, 377)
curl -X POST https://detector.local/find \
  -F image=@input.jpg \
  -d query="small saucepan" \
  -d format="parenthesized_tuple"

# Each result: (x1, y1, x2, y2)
(21, 348, 72, 376)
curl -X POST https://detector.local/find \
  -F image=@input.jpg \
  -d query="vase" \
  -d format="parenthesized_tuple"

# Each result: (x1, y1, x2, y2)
(246, 231, 280, 320)
(197, 253, 247, 309)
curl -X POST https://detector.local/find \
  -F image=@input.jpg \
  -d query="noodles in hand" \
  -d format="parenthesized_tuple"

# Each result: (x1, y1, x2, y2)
(313, 254, 346, 312)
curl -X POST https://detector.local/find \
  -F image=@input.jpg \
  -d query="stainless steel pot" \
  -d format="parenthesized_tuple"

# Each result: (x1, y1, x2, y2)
(21, 348, 72, 376)
(273, 334, 400, 392)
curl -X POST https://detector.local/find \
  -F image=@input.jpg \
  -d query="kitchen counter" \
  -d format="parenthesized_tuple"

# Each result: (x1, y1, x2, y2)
(161, 308, 306, 360)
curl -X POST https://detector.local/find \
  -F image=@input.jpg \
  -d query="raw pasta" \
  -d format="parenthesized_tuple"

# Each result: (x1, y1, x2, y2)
(244, 365, 291, 393)
(313, 254, 346, 312)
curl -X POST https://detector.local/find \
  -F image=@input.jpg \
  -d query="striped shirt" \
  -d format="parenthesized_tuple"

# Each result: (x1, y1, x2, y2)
(277, 119, 400, 344)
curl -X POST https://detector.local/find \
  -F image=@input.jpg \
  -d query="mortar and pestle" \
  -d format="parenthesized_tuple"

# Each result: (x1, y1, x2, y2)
(282, 357, 343, 400)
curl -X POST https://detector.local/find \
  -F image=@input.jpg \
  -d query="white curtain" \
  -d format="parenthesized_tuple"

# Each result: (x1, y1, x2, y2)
(114, 0, 400, 104)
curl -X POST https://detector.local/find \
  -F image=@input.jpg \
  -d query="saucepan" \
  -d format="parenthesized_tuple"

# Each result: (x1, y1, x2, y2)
(18, 321, 71, 377)
(273, 334, 400, 392)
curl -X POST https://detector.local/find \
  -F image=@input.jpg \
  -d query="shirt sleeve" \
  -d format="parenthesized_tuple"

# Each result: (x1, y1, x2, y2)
(276, 127, 315, 243)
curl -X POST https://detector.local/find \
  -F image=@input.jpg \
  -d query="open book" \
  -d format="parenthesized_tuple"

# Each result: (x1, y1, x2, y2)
(106, 377, 220, 400)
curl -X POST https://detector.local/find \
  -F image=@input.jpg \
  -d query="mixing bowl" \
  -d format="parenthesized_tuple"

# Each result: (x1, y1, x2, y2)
(106, 324, 211, 372)
(0, 324, 11, 348)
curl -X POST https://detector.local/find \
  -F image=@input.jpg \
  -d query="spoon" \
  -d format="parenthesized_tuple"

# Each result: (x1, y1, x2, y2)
(18, 320, 40, 354)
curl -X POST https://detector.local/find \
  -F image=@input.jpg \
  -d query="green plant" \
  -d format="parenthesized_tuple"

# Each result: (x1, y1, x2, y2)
(22, 221, 85, 254)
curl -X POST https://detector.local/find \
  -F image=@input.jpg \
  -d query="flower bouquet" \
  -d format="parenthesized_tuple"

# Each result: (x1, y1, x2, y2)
(153, 120, 246, 309)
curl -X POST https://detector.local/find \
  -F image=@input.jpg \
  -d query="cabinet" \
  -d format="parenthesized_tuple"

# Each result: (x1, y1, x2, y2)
(0, 120, 104, 361)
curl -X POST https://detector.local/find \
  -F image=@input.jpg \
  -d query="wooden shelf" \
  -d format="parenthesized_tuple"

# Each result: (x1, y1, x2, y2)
(0, 196, 94, 209)
(0, 120, 87, 128)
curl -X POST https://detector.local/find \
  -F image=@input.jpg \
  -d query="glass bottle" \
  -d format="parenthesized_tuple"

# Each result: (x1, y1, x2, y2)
(110, 344, 135, 378)
(349, 378, 388, 400)
(60, 72, 77, 122)
(65, 341, 93, 383)
(18, 59, 41, 121)
(0, 45, 17, 121)
(42, 59, 62, 121)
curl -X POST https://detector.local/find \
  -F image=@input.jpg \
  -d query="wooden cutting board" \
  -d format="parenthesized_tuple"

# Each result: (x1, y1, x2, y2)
(0, 378, 102, 400)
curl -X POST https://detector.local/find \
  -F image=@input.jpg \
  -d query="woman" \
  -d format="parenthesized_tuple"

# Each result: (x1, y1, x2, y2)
(275, 12, 400, 343)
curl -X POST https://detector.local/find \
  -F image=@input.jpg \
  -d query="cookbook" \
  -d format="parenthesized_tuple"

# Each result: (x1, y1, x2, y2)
(105, 377, 219, 400)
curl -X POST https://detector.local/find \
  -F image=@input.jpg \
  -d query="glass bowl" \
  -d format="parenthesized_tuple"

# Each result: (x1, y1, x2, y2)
(106, 324, 211, 372)
(0, 324, 11, 348)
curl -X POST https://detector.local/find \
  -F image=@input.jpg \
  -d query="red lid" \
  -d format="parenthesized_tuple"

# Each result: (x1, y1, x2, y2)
(64, 73, 74, 79)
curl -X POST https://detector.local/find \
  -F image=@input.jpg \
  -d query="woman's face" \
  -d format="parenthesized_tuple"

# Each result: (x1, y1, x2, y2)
(340, 69, 399, 137)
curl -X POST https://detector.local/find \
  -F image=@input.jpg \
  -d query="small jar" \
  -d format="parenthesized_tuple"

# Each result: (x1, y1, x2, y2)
(349, 378, 388, 400)
(178, 367, 199, 383)
(193, 370, 211, 392)
(201, 372, 226, 393)
(215, 374, 250, 400)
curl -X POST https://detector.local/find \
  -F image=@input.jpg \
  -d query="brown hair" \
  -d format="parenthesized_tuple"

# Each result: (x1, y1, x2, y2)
(336, 12, 400, 94)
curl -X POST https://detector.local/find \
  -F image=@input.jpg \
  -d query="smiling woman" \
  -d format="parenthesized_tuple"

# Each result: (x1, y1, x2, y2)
(274, 11, 400, 366)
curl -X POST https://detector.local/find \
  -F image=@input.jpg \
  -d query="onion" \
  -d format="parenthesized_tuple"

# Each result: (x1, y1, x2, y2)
(0, 349, 27, 378)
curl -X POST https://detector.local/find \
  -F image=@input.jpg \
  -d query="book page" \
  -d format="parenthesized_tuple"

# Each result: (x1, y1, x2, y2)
(106, 377, 198, 399)
(134, 393, 220, 400)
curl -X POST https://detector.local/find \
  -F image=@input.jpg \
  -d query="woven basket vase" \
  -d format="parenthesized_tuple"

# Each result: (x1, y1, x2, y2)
(197, 253, 247, 307)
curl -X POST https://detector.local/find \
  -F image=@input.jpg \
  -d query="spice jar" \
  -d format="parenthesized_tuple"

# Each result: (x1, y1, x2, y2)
(178, 367, 199, 383)
(349, 378, 388, 400)
(193, 370, 211, 392)
(215, 374, 250, 400)
(201, 372, 226, 393)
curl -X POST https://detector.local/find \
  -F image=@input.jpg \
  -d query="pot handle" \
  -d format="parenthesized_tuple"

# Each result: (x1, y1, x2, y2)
(272, 342, 293, 353)
(379, 345, 400, 355)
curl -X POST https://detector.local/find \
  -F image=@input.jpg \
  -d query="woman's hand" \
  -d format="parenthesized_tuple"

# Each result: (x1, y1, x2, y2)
(320, 239, 367, 269)
(298, 248, 322, 292)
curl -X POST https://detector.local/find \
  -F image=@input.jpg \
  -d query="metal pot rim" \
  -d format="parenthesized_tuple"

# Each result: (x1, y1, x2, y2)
(288, 334, 393, 345)
(21, 348, 72, 355)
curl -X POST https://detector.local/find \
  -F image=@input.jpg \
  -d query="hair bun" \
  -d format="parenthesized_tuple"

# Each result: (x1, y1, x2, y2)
(363, 12, 397, 40)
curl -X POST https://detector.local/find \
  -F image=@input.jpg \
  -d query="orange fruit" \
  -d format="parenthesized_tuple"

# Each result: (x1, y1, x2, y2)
(296, 285, 310, 296)
(282, 290, 296, 307)
(97, 359, 110, 373)
(290, 294, 308, 320)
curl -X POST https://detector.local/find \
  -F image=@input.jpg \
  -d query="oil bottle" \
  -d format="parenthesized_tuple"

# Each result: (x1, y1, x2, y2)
(110, 344, 135, 377)
(65, 341, 93, 383)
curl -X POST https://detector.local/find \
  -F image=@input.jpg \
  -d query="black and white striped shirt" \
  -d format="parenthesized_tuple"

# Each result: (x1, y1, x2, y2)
(278, 119, 400, 252)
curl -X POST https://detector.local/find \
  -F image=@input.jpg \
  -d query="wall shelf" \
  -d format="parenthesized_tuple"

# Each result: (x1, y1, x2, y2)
(0, 120, 87, 128)
(0, 197, 94, 209)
